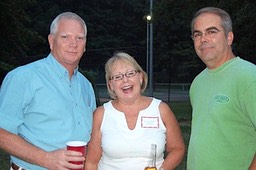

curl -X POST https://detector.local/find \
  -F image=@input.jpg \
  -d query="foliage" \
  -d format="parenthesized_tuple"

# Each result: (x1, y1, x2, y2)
(0, 62, 14, 84)
(0, 0, 45, 65)
(0, 149, 9, 169)
(153, 0, 256, 83)
(230, 1, 256, 64)
(79, 69, 102, 106)
(0, 0, 256, 84)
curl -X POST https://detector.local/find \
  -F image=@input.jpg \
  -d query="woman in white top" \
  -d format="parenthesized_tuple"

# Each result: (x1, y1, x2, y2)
(84, 52, 185, 170)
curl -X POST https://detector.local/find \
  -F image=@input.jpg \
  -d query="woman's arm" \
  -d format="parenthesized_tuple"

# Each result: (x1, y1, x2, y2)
(249, 154, 256, 170)
(84, 106, 104, 170)
(159, 102, 185, 170)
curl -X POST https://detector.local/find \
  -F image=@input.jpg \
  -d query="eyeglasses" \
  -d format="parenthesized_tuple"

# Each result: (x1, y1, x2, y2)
(191, 28, 225, 41)
(110, 70, 139, 81)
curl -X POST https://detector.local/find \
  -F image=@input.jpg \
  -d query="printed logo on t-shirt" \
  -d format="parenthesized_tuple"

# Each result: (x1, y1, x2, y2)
(141, 116, 159, 128)
(213, 94, 229, 103)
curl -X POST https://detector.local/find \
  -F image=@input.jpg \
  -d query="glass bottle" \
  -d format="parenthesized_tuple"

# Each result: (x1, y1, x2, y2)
(144, 144, 157, 170)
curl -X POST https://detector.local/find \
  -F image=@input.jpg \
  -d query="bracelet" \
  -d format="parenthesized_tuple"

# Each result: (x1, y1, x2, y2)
(160, 168, 164, 170)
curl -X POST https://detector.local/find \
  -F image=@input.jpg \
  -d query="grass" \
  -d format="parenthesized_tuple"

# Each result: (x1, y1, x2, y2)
(0, 148, 9, 169)
(0, 101, 192, 170)
(170, 101, 192, 121)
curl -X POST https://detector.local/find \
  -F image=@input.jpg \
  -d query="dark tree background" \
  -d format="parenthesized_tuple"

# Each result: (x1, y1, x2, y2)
(1, 0, 256, 84)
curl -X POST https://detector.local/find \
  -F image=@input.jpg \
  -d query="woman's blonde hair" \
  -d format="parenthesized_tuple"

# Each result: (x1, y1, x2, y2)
(105, 52, 148, 99)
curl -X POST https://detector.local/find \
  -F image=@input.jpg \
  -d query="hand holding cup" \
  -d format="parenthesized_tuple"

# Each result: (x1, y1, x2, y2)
(66, 141, 87, 170)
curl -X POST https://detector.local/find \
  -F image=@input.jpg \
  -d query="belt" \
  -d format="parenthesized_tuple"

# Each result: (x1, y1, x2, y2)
(11, 163, 26, 170)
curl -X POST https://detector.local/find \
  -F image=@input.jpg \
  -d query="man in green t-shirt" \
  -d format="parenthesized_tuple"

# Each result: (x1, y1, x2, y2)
(187, 7, 256, 170)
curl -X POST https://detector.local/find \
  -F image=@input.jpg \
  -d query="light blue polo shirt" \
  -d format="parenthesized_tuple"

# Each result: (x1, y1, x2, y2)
(0, 54, 96, 169)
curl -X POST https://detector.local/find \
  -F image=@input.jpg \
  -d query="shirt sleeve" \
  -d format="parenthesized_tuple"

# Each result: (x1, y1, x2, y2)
(0, 69, 31, 134)
(241, 81, 256, 129)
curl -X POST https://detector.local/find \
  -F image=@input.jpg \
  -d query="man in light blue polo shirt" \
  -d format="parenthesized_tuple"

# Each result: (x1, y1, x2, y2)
(0, 12, 96, 169)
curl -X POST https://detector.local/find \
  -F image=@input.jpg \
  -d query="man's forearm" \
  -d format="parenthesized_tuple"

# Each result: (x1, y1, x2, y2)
(0, 128, 47, 166)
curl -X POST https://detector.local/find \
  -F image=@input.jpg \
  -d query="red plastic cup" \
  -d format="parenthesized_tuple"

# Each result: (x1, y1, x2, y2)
(66, 141, 87, 169)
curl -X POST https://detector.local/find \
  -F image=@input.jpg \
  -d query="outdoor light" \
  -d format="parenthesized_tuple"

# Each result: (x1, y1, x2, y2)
(146, 15, 152, 21)
(143, 14, 152, 22)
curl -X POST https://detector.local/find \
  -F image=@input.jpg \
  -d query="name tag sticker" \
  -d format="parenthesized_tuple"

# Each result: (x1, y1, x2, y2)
(141, 116, 159, 128)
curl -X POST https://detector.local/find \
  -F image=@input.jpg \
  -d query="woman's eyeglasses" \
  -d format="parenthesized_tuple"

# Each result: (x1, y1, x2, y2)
(110, 70, 139, 81)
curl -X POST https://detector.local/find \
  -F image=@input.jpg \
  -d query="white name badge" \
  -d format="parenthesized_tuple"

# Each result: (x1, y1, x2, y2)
(141, 116, 159, 128)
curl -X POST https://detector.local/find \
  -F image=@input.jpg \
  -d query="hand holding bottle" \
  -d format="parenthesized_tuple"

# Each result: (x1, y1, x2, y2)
(144, 144, 157, 170)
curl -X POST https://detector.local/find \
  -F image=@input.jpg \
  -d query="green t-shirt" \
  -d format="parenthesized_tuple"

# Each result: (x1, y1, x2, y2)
(187, 57, 256, 170)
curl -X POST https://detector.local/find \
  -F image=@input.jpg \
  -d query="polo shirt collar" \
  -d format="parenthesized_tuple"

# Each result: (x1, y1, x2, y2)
(46, 53, 79, 79)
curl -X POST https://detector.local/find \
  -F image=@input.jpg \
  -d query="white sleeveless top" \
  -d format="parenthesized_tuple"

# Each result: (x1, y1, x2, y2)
(98, 98, 166, 170)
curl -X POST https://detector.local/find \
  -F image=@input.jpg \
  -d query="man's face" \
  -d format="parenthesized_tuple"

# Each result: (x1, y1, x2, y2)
(192, 13, 233, 69)
(48, 18, 86, 70)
